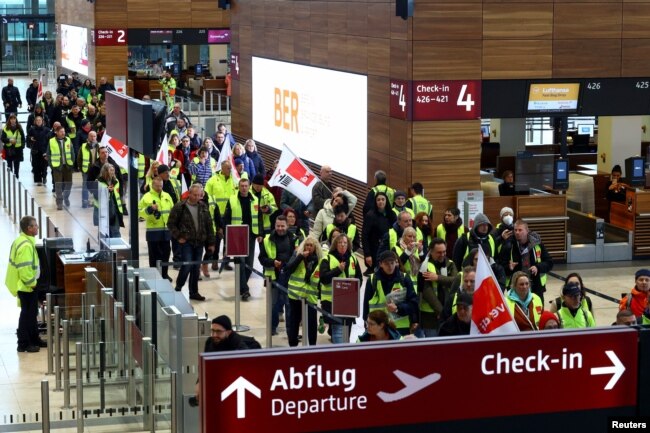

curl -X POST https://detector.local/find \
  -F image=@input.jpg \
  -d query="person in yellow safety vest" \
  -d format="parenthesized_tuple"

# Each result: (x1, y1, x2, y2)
(436, 207, 467, 261)
(556, 281, 596, 329)
(505, 271, 543, 331)
(77, 130, 98, 208)
(378, 210, 423, 258)
(250, 173, 278, 235)
(319, 233, 362, 344)
(419, 238, 458, 336)
(258, 216, 296, 335)
(364, 250, 419, 336)
(138, 176, 174, 281)
(393, 227, 424, 293)
(498, 219, 553, 305)
(142, 160, 161, 194)
(205, 160, 238, 269)
(441, 266, 476, 322)
(93, 163, 124, 237)
(391, 190, 414, 219)
(136, 152, 146, 192)
(6, 216, 47, 353)
(1, 113, 25, 176)
(324, 204, 360, 251)
(64, 105, 83, 161)
(363, 170, 396, 215)
(47, 125, 74, 210)
(452, 212, 496, 270)
(159, 70, 176, 110)
(406, 182, 433, 220)
(223, 177, 262, 300)
(284, 236, 322, 346)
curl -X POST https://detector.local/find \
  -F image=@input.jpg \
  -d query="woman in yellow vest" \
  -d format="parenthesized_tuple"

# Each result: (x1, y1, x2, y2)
(357, 310, 402, 342)
(95, 163, 124, 237)
(141, 160, 161, 194)
(319, 233, 362, 344)
(505, 271, 543, 331)
(393, 227, 423, 292)
(285, 237, 322, 347)
(1, 113, 26, 176)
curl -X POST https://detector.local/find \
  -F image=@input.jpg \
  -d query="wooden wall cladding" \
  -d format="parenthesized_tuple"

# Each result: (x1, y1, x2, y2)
(412, 158, 481, 201)
(553, 39, 622, 78)
(623, 3, 650, 39)
(412, 41, 482, 80)
(412, 121, 481, 162)
(95, 0, 127, 28)
(413, 3, 482, 41)
(483, 4, 553, 40)
(623, 39, 650, 77)
(517, 195, 567, 219)
(95, 46, 129, 87)
(482, 40, 552, 79)
(554, 3, 622, 40)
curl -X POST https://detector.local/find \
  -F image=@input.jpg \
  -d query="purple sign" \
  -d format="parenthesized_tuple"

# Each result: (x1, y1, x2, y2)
(208, 29, 231, 44)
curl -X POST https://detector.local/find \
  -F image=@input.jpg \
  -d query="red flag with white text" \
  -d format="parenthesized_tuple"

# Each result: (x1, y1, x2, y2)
(470, 248, 519, 335)
(100, 132, 128, 170)
(268, 144, 318, 205)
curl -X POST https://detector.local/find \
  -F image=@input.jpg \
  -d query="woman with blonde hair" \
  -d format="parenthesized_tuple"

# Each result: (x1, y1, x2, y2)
(285, 236, 322, 346)
(232, 142, 256, 179)
(141, 160, 160, 193)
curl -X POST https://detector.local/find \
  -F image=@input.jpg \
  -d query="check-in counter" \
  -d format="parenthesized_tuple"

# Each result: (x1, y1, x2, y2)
(485, 194, 567, 262)
(610, 189, 650, 257)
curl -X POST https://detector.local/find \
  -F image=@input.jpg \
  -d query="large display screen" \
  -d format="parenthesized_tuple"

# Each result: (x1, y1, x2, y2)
(527, 83, 580, 114)
(252, 57, 368, 182)
(60, 24, 89, 76)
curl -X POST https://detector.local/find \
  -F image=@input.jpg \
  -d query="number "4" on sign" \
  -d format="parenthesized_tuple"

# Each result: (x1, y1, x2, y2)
(457, 84, 475, 112)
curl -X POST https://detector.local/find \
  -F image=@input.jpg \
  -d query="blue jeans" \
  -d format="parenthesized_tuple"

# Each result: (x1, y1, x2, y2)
(271, 285, 289, 332)
(81, 172, 89, 205)
(331, 324, 345, 344)
(176, 243, 203, 295)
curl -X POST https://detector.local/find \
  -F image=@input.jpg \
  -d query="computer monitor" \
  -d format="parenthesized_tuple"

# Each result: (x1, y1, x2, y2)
(553, 159, 569, 190)
(577, 124, 594, 137)
(625, 156, 645, 187)
(195, 63, 203, 76)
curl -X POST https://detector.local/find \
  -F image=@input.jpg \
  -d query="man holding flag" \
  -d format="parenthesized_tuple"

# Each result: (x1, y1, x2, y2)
(268, 144, 318, 208)
(470, 248, 519, 335)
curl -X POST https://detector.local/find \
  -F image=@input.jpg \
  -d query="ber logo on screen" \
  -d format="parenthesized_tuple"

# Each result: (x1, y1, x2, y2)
(286, 159, 315, 186)
(274, 88, 299, 132)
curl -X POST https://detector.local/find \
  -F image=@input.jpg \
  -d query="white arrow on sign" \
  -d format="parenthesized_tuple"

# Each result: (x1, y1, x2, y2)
(590, 350, 625, 390)
(221, 376, 261, 419)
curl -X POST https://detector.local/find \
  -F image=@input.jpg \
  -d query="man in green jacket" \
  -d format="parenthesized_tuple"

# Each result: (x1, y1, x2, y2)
(6, 216, 46, 353)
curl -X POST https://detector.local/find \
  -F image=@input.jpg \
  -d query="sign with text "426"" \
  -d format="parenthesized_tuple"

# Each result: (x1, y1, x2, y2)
(200, 327, 637, 433)
(390, 79, 482, 121)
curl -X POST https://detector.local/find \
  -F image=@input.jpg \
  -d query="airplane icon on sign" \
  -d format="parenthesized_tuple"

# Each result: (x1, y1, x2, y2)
(377, 370, 441, 403)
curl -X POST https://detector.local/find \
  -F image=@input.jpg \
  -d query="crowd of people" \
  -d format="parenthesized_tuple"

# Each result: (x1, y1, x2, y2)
(3, 76, 648, 353)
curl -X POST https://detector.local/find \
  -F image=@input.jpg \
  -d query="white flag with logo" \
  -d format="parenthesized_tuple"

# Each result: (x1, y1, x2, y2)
(216, 140, 240, 182)
(156, 134, 169, 165)
(100, 132, 128, 170)
(470, 248, 519, 335)
(268, 144, 318, 205)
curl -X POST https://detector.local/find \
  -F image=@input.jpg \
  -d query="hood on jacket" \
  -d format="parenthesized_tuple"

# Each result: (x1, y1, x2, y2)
(471, 213, 493, 237)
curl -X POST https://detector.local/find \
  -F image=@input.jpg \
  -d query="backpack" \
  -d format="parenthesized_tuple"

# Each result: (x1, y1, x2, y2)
(239, 334, 262, 349)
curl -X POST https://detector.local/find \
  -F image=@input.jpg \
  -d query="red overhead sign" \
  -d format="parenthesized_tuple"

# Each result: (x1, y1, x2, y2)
(389, 79, 410, 120)
(200, 328, 638, 433)
(412, 80, 481, 121)
(95, 29, 128, 46)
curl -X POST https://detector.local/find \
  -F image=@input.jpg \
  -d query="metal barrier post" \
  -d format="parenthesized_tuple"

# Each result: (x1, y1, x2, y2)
(115, 302, 125, 371)
(233, 259, 250, 332)
(46, 293, 54, 374)
(302, 299, 308, 347)
(126, 315, 136, 407)
(23, 189, 28, 220)
(41, 379, 50, 433)
(76, 342, 84, 433)
(170, 370, 177, 433)
(89, 305, 96, 367)
(343, 325, 350, 344)
(142, 337, 155, 432)
(54, 306, 62, 390)
(31, 194, 35, 216)
(62, 319, 72, 408)
(266, 278, 273, 348)
(84, 320, 91, 382)
(38, 206, 43, 239)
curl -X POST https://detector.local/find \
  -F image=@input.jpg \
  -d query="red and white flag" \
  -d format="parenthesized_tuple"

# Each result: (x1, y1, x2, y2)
(470, 248, 519, 335)
(268, 144, 318, 205)
(35, 76, 43, 106)
(156, 134, 169, 165)
(216, 141, 240, 182)
(100, 132, 128, 170)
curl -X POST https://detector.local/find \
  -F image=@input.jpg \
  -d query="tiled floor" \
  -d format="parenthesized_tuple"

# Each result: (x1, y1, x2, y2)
(0, 77, 643, 431)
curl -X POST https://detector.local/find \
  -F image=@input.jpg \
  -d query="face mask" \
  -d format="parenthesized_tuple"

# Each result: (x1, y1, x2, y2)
(503, 215, 513, 226)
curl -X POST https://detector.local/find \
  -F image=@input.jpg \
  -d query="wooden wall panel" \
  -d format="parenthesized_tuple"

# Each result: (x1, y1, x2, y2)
(264, 28, 280, 59)
(367, 3, 391, 39)
(160, 0, 192, 28)
(368, 114, 390, 156)
(554, 3, 622, 39)
(389, 118, 410, 161)
(483, 4, 553, 39)
(310, 34, 329, 67)
(95, 47, 129, 91)
(347, 36, 369, 74)
(311, 2, 329, 34)
(389, 156, 411, 193)
(553, 39, 622, 77)
(623, 4, 650, 39)
(127, 0, 161, 27)
(278, 29, 295, 62)
(412, 159, 481, 201)
(293, 2, 311, 32)
(328, 2, 348, 35)
(347, 2, 369, 37)
(265, 0, 280, 29)
(95, 0, 127, 28)
(412, 121, 482, 161)
(237, 80, 253, 137)
(328, 34, 348, 70)
(190, 5, 229, 28)
(483, 39, 552, 79)
(390, 40, 411, 79)
(294, 32, 311, 64)
(368, 75, 389, 116)
(413, 40, 482, 80)
(367, 38, 390, 77)
(413, 3, 483, 41)
(622, 39, 650, 77)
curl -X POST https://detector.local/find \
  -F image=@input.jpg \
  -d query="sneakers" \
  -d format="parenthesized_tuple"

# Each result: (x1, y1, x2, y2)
(57, 205, 63, 211)
(189, 293, 206, 301)
(64, 198, 70, 207)
(241, 292, 251, 302)
(17, 345, 40, 353)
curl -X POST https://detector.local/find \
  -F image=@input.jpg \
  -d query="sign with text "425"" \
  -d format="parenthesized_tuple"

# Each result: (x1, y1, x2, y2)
(390, 79, 482, 121)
